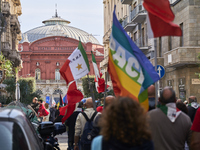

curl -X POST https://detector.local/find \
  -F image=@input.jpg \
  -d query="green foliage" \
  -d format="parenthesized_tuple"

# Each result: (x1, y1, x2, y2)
(82, 76, 114, 100)
(82, 77, 93, 98)
(2, 77, 40, 104)
(3, 77, 16, 99)
(18, 77, 40, 104)
(0, 53, 13, 78)
(119, 18, 123, 24)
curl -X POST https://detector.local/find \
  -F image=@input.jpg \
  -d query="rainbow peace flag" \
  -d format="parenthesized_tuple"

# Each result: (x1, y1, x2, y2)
(108, 6, 160, 111)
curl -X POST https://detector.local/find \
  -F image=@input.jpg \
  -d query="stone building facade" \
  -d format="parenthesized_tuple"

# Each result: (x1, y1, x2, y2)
(1, 0, 22, 67)
(101, 0, 200, 102)
(18, 14, 104, 102)
(0, 0, 22, 97)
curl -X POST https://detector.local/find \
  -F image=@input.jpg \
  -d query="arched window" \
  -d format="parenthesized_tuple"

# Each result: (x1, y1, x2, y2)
(35, 68, 41, 80)
(55, 69, 60, 80)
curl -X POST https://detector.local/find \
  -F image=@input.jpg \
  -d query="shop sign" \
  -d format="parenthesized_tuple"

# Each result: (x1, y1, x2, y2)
(192, 79, 200, 84)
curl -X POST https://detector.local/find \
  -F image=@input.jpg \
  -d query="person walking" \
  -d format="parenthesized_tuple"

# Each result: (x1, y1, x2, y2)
(187, 96, 199, 122)
(30, 97, 39, 113)
(74, 98, 100, 150)
(43, 103, 50, 122)
(148, 87, 191, 150)
(38, 99, 49, 122)
(92, 96, 154, 150)
(65, 102, 83, 150)
(190, 107, 200, 150)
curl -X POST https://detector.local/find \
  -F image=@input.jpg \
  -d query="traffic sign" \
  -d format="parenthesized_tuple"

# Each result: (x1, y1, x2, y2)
(157, 65, 165, 78)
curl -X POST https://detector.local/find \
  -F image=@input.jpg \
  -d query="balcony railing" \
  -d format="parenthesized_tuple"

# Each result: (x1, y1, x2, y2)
(103, 27, 112, 44)
(131, 2, 147, 23)
(164, 47, 200, 67)
(1, 42, 11, 57)
(134, 36, 148, 49)
(2, 2, 10, 15)
(122, 16, 129, 28)
(100, 55, 109, 68)
(36, 80, 66, 84)
(121, 0, 133, 5)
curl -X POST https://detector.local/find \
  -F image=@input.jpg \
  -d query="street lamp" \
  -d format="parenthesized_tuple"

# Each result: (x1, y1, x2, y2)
(15, 82, 20, 101)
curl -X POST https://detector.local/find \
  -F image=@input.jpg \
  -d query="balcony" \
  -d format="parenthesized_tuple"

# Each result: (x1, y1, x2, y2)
(2, 2, 10, 16)
(36, 80, 66, 84)
(103, 27, 112, 44)
(150, 57, 164, 67)
(164, 47, 200, 68)
(134, 36, 148, 50)
(10, 15, 20, 34)
(8, 49, 21, 67)
(100, 55, 109, 68)
(131, 3, 147, 23)
(13, 0, 21, 6)
(121, 0, 133, 5)
(122, 16, 137, 32)
(1, 42, 11, 57)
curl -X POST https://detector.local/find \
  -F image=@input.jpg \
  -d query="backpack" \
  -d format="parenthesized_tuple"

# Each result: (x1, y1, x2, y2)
(80, 111, 98, 150)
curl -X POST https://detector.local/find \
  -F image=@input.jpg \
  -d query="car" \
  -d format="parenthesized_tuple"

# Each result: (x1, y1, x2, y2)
(0, 108, 44, 150)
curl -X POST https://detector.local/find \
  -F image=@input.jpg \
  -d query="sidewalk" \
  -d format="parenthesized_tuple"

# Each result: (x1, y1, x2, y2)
(56, 131, 68, 150)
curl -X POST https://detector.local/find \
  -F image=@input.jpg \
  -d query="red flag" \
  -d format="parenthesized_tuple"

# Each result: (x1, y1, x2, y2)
(61, 81, 83, 123)
(38, 104, 49, 117)
(143, 0, 182, 37)
(59, 105, 68, 116)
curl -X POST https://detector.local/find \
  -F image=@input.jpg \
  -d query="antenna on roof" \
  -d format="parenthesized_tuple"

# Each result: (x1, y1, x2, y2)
(55, 4, 58, 17)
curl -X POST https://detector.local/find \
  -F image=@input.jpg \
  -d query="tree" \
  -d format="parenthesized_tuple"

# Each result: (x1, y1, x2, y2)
(2, 77, 40, 104)
(0, 53, 14, 81)
(18, 77, 40, 104)
(3, 77, 16, 100)
(82, 76, 114, 100)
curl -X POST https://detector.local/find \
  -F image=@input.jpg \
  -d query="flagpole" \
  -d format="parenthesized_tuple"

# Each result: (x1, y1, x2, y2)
(103, 69, 108, 109)
(154, 38, 158, 106)
(87, 74, 96, 111)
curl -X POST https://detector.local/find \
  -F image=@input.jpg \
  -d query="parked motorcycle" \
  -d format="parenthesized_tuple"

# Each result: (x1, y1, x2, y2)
(38, 121, 66, 150)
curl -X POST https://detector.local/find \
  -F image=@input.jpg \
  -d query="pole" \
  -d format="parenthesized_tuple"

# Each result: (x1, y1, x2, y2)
(103, 69, 108, 109)
(87, 74, 96, 111)
(154, 38, 158, 106)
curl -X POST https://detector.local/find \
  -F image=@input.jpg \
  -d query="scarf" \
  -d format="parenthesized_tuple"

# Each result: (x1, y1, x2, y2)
(157, 103, 181, 122)
(188, 102, 199, 109)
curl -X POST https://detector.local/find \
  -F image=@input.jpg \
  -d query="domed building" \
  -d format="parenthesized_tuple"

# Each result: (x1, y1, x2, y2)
(18, 12, 104, 103)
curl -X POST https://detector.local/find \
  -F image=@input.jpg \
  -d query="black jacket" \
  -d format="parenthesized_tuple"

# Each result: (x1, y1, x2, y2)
(30, 102, 39, 113)
(187, 105, 198, 122)
(65, 111, 81, 143)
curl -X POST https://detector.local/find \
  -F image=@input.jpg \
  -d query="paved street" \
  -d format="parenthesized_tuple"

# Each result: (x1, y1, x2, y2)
(56, 131, 68, 150)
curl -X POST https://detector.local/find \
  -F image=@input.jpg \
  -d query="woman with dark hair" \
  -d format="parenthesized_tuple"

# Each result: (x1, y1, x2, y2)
(91, 97, 154, 150)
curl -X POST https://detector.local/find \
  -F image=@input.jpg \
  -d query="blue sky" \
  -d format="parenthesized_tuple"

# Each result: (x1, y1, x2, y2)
(19, 0, 104, 44)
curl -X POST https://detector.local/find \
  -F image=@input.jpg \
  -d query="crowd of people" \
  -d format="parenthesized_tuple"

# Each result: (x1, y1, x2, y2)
(30, 97, 60, 122)
(29, 86, 200, 150)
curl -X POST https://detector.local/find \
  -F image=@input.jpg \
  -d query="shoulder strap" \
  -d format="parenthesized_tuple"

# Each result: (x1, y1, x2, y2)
(81, 112, 89, 122)
(90, 111, 98, 121)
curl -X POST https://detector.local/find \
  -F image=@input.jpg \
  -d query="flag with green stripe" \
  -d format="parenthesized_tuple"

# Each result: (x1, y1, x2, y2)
(60, 41, 90, 85)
